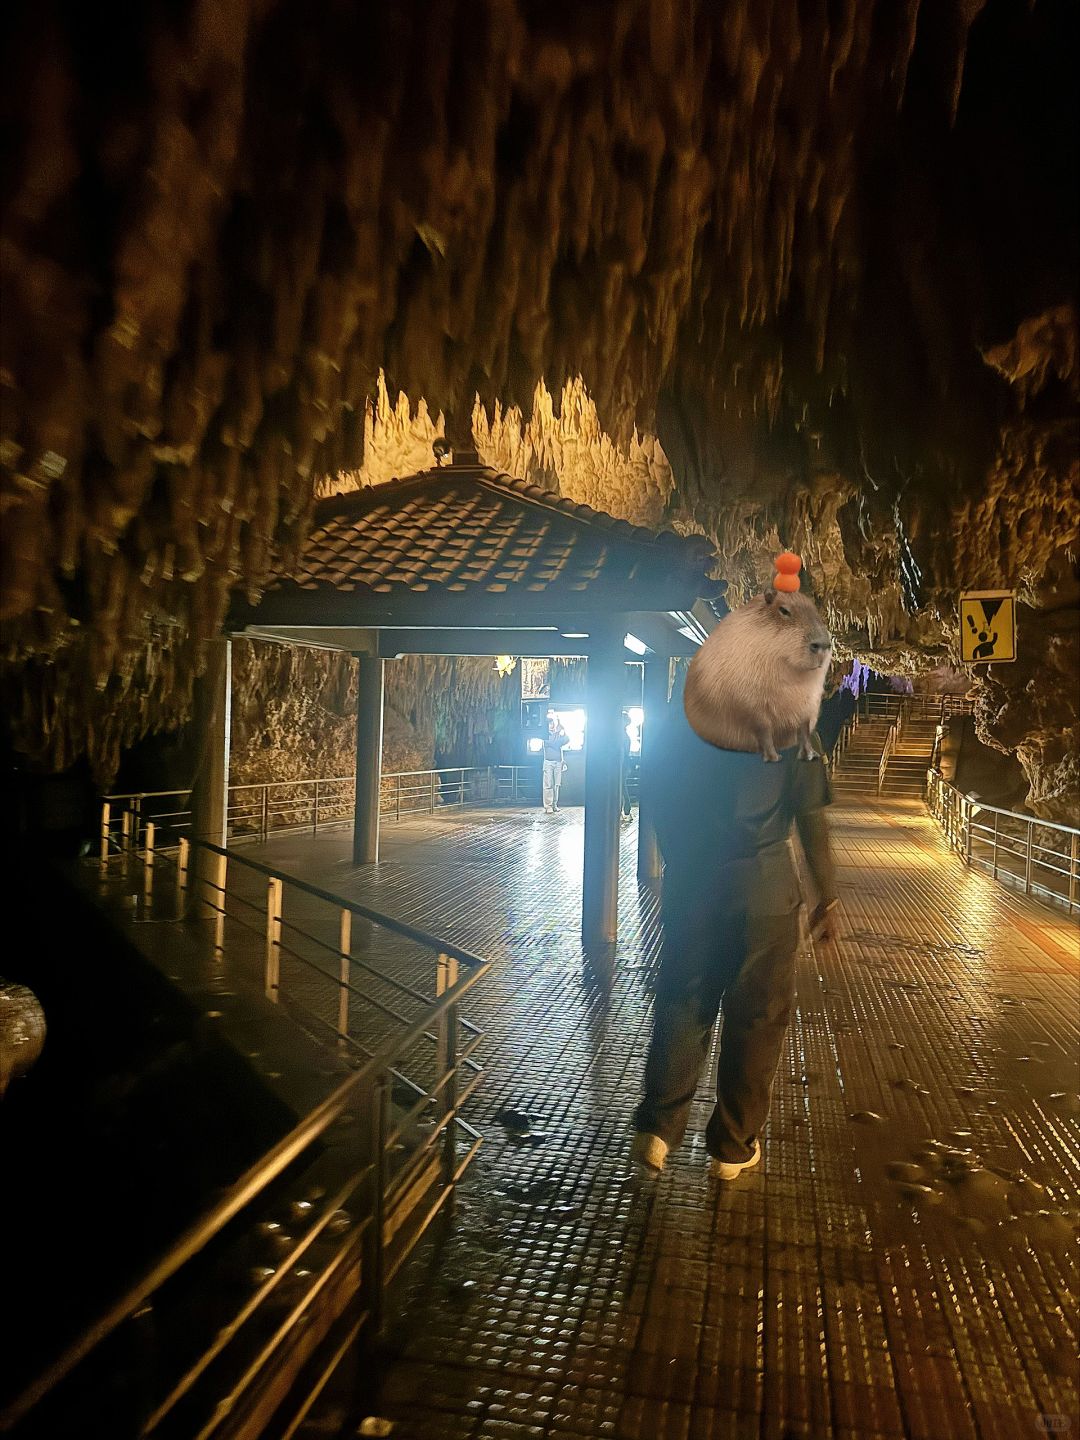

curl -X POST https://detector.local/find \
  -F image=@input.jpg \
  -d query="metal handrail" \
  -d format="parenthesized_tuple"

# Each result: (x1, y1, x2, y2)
(926, 769, 1080, 914)
(0, 1069, 372, 1430)
(195, 839, 488, 971)
(876, 720, 898, 795)
(5, 838, 491, 1435)
(858, 693, 975, 722)
(103, 764, 509, 850)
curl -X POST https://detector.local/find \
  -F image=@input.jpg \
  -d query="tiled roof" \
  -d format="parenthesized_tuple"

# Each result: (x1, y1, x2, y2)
(268, 465, 717, 607)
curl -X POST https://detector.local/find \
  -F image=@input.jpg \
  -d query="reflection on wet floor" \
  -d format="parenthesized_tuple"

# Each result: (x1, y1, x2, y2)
(253, 802, 1080, 1440)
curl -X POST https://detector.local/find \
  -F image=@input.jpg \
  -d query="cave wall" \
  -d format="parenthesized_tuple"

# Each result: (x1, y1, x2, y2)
(229, 640, 520, 789)
(2, 0, 1077, 816)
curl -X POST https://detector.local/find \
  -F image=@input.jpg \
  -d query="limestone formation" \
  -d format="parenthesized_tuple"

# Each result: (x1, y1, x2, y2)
(1, 1, 1076, 814)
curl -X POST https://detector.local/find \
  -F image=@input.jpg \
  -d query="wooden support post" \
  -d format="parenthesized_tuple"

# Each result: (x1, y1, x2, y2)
(637, 657, 671, 883)
(582, 628, 625, 946)
(190, 638, 232, 921)
(100, 802, 111, 868)
(353, 656, 385, 865)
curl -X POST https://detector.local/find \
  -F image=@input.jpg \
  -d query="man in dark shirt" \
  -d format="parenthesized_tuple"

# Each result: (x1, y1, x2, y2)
(632, 702, 839, 1180)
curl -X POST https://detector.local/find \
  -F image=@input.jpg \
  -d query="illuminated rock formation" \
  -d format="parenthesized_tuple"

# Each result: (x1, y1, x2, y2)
(1, 1, 1076, 814)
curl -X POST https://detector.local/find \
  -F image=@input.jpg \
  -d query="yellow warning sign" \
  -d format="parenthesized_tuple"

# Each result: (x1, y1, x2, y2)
(959, 590, 1017, 664)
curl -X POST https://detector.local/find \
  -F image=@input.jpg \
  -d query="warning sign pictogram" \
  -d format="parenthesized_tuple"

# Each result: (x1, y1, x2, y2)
(959, 590, 1016, 664)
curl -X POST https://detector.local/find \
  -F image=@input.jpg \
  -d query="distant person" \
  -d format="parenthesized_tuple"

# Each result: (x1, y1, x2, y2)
(621, 721, 635, 822)
(542, 711, 569, 814)
(631, 701, 839, 1181)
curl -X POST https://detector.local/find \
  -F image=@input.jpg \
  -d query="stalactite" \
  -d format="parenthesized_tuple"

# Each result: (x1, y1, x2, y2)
(0, 0, 1075, 814)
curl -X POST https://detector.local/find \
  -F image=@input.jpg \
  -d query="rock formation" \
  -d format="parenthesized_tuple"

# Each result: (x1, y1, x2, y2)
(1, 0, 1076, 816)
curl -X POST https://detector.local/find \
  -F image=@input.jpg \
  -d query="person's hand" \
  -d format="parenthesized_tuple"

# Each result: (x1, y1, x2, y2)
(809, 898, 840, 948)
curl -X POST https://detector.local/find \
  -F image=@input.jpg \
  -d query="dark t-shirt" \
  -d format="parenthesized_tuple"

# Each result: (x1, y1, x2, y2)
(543, 727, 568, 763)
(645, 704, 832, 873)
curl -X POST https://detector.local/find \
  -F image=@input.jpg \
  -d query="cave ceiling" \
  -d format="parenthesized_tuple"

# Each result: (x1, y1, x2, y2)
(1, 0, 1077, 782)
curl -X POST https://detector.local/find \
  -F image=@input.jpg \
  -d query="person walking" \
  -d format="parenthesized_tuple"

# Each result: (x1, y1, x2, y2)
(542, 711, 569, 814)
(631, 701, 839, 1180)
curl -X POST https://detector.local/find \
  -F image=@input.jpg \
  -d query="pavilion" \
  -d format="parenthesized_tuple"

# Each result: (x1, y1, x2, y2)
(197, 454, 721, 945)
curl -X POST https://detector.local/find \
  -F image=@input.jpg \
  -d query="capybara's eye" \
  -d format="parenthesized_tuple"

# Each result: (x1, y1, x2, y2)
(779, 606, 791, 617)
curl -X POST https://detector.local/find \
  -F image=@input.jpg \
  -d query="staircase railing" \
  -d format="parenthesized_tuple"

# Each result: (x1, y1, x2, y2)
(877, 720, 899, 796)
(926, 770, 1080, 914)
(858, 693, 975, 723)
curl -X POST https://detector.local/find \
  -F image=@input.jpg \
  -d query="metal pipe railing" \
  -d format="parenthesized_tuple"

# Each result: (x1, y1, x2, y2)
(6, 838, 492, 1436)
(857, 693, 975, 723)
(926, 770, 1080, 914)
(103, 764, 508, 851)
(877, 719, 899, 796)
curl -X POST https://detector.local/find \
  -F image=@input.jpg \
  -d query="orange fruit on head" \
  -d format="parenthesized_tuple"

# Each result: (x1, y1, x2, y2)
(773, 571, 800, 592)
(775, 551, 802, 574)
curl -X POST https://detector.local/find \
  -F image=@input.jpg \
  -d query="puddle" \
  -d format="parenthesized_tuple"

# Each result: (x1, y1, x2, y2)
(501, 1178, 561, 1204)
(494, 1107, 536, 1136)
(883, 1135, 1079, 1255)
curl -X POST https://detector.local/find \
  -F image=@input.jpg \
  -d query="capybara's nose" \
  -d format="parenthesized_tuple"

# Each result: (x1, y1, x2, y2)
(810, 639, 831, 654)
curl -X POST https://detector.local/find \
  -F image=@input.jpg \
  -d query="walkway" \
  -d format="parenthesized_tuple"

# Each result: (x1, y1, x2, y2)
(248, 800, 1080, 1440)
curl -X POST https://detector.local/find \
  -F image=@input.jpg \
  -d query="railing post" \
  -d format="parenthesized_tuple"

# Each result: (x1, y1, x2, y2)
(121, 808, 132, 855)
(261, 785, 269, 843)
(313, 778, 320, 835)
(964, 802, 972, 865)
(177, 836, 190, 901)
(265, 876, 282, 999)
(430, 771, 437, 815)
(992, 813, 999, 878)
(212, 851, 227, 954)
(143, 821, 155, 903)
(436, 951, 460, 1199)
(364, 1074, 389, 1335)
(100, 802, 111, 868)
(337, 908, 352, 1045)
(1070, 834, 1079, 914)
(396, 774, 401, 822)
(1024, 823, 1034, 895)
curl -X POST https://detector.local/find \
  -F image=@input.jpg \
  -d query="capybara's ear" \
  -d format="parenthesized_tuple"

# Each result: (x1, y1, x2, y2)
(764, 587, 776, 604)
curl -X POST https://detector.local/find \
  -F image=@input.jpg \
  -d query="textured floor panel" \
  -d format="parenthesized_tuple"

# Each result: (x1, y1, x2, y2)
(245, 799, 1079, 1440)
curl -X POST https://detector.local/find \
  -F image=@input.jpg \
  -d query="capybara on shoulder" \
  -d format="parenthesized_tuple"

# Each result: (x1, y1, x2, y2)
(684, 589, 832, 761)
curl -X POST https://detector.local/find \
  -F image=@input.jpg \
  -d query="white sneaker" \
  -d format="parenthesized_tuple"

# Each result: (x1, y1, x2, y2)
(630, 1131, 669, 1177)
(709, 1140, 761, 1181)
(544, 807, 554, 814)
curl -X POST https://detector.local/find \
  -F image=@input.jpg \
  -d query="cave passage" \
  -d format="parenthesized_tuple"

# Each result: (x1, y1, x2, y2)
(89, 795, 1080, 1436)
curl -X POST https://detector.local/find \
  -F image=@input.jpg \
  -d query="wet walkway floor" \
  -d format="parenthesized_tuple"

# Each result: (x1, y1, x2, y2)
(249, 801, 1079, 1440)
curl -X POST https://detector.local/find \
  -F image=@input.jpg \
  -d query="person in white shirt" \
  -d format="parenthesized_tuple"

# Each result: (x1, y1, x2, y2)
(542, 712, 569, 813)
